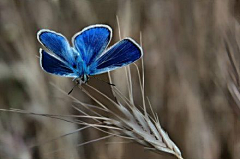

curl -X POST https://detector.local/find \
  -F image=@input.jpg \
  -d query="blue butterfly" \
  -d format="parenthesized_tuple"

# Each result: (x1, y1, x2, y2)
(37, 24, 143, 84)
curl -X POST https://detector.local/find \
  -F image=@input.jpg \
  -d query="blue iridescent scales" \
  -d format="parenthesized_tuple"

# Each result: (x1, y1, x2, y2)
(37, 24, 143, 83)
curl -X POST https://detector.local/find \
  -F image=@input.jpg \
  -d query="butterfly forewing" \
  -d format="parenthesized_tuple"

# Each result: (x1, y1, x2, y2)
(38, 30, 78, 65)
(72, 25, 112, 66)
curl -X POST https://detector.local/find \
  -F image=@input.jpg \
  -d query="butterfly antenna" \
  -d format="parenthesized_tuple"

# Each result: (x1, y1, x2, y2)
(91, 76, 115, 86)
(68, 81, 80, 95)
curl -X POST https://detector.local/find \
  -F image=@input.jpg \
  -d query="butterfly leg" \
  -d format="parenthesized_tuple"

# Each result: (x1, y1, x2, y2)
(90, 76, 115, 86)
(68, 78, 81, 95)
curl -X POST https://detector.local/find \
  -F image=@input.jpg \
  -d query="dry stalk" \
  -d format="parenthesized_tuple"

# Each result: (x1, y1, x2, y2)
(225, 30, 240, 117)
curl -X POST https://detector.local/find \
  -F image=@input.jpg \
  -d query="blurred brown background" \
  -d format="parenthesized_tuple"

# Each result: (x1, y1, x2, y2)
(0, 0, 240, 159)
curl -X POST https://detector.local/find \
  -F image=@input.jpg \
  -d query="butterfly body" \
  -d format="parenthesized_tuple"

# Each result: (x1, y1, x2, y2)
(38, 24, 143, 83)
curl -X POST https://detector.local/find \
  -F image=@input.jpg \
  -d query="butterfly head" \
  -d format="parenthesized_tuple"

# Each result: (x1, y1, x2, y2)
(80, 74, 89, 83)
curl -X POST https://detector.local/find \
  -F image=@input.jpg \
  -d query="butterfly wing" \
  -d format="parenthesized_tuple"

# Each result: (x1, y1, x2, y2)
(89, 38, 143, 75)
(40, 49, 77, 77)
(37, 29, 78, 65)
(72, 25, 112, 66)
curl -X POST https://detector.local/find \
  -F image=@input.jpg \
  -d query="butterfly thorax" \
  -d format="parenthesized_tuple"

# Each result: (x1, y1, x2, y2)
(74, 58, 90, 83)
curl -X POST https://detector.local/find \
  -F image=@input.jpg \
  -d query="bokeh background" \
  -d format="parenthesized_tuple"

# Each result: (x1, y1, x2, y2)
(0, 0, 240, 159)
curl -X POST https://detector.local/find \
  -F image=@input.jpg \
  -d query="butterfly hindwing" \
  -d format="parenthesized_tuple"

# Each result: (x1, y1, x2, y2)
(89, 38, 143, 75)
(40, 49, 77, 77)
(72, 25, 112, 65)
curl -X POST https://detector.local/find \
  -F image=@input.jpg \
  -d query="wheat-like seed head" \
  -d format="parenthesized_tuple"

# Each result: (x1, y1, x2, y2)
(75, 61, 183, 159)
